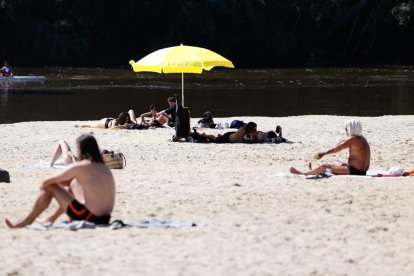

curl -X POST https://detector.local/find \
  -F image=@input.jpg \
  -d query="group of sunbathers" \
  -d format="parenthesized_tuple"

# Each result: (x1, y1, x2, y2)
(192, 122, 284, 144)
(4, 109, 378, 230)
(74, 97, 177, 129)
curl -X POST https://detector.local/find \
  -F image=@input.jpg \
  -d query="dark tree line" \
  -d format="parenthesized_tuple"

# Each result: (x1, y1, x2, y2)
(1, 0, 414, 67)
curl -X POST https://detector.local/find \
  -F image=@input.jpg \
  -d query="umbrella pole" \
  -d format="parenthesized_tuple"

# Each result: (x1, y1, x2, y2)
(181, 70, 184, 107)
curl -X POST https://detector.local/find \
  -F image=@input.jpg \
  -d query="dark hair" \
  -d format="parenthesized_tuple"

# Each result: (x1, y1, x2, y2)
(116, 112, 130, 125)
(149, 104, 156, 110)
(267, 131, 277, 138)
(76, 134, 104, 163)
(244, 122, 257, 133)
(167, 96, 177, 103)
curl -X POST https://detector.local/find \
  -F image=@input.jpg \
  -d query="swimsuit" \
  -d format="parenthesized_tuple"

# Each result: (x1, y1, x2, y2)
(104, 118, 114, 129)
(66, 199, 111, 224)
(348, 165, 367, 176)
(215, 132, 236, 143)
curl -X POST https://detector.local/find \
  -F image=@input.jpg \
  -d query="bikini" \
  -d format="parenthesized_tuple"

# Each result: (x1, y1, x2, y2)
(348, 165, 367, 176)
(66, 199, 111, 225)
(104, 118, 114, 129)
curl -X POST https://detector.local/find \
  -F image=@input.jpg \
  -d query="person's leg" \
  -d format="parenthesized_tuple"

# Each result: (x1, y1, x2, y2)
(5, 185, 74, 228)
(330, 164, 349, 175)
(50, 140, 72, 167)
(200, 133, 217, 142)
(139, 113, 146, 124)
(290, 163, 349, 175)
(276, 126, 282, 137)
(44, 208, 65, 223)
(332, 161, 347, 167)
(45, 185, 77, 223)
(290, 164, 328, 175)
(75, 119, 104, 128)
(128, 109, 137, 123)
(157, 114, 168, 126)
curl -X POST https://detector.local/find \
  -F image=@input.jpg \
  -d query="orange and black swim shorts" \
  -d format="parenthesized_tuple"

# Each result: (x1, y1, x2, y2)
(66, 200, 111, 225)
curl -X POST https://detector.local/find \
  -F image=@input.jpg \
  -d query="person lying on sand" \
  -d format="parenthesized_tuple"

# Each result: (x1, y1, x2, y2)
(290, 119, 370, 176)
(50, 140, 76, 167)
(139, 104, 168, 127)
(196, 122, 258, 143)
(5, 135, 115, 228)
(74, 110, 136, 129)
(255, 125, 283, 142)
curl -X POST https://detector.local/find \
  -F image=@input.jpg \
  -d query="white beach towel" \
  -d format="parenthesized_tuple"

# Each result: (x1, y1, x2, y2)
(23, 161, 67, 170)
(26, 218, 206, 231)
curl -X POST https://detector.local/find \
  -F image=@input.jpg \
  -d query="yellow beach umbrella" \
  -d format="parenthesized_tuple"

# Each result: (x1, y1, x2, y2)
(129, 44, 234, 106)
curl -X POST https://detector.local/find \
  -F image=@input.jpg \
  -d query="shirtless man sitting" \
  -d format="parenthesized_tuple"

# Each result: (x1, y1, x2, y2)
(5, 134, 115, 228)
(290, 119, 370, 175)
(199, 122, 258, 143)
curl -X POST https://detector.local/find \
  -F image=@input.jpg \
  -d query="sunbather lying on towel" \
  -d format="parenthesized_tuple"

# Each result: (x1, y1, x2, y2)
(74, 110, 136, 129)
(50, 140, 76, 167)
(196, 122, 258, 143)
(5, 134, 116, 228)
(290, 119, 371, 176)
(256, 125, 283, 142)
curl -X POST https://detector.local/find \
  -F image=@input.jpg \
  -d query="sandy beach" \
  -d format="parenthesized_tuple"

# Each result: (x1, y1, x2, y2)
(0, 115, 413, 275)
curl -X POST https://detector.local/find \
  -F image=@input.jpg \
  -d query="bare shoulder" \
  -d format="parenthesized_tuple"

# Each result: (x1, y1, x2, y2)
(67, 160, 94, 170)
(348, 135, 369, 146)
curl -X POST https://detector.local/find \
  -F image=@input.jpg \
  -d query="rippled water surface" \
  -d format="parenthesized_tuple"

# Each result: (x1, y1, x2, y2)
(1, 67, 413, 123)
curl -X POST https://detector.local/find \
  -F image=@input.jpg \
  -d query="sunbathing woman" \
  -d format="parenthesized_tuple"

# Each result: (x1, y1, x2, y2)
(74, 110, 136, 129)
(50, 140, 76, 167)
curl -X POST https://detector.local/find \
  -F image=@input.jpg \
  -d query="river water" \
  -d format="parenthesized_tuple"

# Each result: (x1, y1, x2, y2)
(0, 67, 413, 123)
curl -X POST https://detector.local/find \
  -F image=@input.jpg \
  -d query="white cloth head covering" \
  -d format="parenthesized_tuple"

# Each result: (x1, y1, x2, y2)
(344, 119, 362, 136)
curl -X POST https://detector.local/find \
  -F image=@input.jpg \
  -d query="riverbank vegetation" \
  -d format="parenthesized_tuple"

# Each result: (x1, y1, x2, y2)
(1, 0, 413, 67)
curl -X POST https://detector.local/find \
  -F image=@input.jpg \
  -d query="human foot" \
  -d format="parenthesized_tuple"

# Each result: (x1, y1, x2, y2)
(4, 218, 28, 229)
(275, 126, 282, 137)
(289, 167, 303, 175)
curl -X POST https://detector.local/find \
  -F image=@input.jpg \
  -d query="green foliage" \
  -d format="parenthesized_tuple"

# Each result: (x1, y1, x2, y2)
(391, 0, 414, 26)
(1, 0, 414, 66)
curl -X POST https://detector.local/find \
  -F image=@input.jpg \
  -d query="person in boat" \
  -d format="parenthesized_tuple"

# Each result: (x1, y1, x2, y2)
(156, 96, 177, 127)
(290, 119, 371, 176)
(139, 104, 168, 127)
(196, 122, 258, 143)
(1, 61, 13, 77)
(74, 110, 136, 129)
(5, 134, 116, 228)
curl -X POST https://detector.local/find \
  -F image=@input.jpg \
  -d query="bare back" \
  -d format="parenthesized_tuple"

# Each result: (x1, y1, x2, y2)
(68, 161, 115, 216)
(229, 128, 247, 143)
(347, 135, 370, 171)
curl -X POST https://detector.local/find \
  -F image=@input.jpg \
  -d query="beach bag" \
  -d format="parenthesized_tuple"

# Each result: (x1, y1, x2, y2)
(102, 151, 126, 169)
(229, 120, 246, 129)
(0, 169, 10, 183)
(173, 105, 191, 141)
(198, 111, 216, 128)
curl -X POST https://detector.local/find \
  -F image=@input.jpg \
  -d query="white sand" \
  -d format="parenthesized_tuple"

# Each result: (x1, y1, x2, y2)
(0, 115, 414, 275)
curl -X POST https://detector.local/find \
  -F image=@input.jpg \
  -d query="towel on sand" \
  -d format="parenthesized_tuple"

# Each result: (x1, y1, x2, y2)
(23, 162, 67, 170)
(27, 219, 205, 231)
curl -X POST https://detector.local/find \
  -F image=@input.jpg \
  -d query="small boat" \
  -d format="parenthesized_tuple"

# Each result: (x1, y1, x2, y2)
(0, 76, 46, 82)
